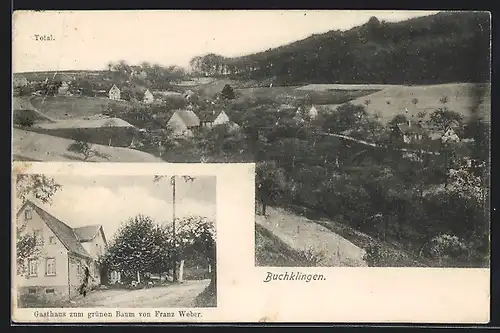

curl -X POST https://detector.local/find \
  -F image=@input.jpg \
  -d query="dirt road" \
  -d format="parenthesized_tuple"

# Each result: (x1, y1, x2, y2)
(68, 280, 211, 308)
(256, 207, 367, 267)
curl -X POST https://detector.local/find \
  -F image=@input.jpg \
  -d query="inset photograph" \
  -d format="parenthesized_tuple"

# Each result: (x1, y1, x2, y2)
(14, 173, 217, 308)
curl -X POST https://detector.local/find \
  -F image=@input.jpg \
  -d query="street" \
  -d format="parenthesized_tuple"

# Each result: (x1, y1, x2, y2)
(67, 280, 211, 308)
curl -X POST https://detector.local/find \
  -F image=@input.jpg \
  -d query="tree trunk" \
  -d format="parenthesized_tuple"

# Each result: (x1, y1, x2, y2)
(178, 260, 184, 282)
(137, 271, 141, 284)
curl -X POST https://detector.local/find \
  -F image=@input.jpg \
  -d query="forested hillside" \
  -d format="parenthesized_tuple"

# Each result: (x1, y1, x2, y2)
(190, 12, 490, 85)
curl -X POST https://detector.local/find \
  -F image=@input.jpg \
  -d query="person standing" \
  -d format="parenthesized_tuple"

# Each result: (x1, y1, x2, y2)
(78, 264, 93, 297)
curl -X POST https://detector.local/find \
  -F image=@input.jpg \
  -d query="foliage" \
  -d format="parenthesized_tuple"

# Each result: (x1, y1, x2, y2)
(15, 174, 62, 275)
(221, 84, 235, 100)
(189, 12, 490, 85)
(428, 234, 468, 263)
(255, 161, 288, 215)
(322, 103, 368, 133)
(67, 132, 111, 161)
(101, 215, 172, 280)
(14, 112, 35, 127)
(427, 107, 464, 133)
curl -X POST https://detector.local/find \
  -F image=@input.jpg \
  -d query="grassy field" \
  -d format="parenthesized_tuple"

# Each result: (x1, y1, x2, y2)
(30, 96, 133, 120)
(256, 206, 367, 267)
(236, 86, 377, 105)
(297, 83, 402, 91)
(346, 83, 491, 124)
(255, 224, 321, 267)
(13, 128, 163, 162)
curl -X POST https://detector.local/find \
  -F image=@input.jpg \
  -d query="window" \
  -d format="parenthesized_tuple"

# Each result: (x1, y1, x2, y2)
(28, 259, 38, 277)
(45, 288, 55, 294)
(33, 229, 42, 244)
(28, 288, 37, 294)
(45, 258, 56, 276)
(24, 209, 32, 220)
(77, 262, 81, 275)
(49, 236, 57, 245)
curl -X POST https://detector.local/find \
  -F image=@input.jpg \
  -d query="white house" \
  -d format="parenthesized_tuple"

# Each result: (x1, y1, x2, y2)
(441, 127, 460, 143)
(143, 89, 154, 104)
(198, 110, 230, 128)
(16, 200, 120, 302)
(308, 106, 319, 119)
(108, 85, 121, 100)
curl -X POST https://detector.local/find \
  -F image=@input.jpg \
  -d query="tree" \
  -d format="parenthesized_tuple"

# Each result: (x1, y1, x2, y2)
(172, 216, 216, 287)
(255, 161, 287, 216)
(15, 174, 62, 275)
(67, 132, 111, 161)
(388, 114, 408, 127)
(323, 103, 368, 133)
(221, 84, 235, 100)
(102, 215, 171, 283)
(427, 108, 464, 133)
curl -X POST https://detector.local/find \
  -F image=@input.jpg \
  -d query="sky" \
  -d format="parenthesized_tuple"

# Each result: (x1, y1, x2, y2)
(27, 174, 216, 242)
(12, 10, 439, 72)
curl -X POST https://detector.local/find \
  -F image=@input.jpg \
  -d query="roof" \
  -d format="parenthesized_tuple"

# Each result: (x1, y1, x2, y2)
(109, 84, 120, 91)
(172, 110, 200, 127)
(19, 200, 92, 259)
(73, 225, 102, 242)
(35, 117, 135, 129)
(198, 110, 222, 122)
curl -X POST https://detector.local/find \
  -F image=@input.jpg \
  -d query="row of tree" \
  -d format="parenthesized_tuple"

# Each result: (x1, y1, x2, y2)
(189, 12, 490, 85)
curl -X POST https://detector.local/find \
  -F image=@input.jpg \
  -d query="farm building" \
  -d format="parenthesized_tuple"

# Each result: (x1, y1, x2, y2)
(427, 126, 461, 143)
(108, 85, 121, 100)
(391, 120, 426, 144)
(198, 110, 230, 128)
(308, 105, 319, 119)
(16, 200, 121, 301)
(57, 81, 70, 96)
(167, 110, 201, 137)
(143, 89, 154, 104)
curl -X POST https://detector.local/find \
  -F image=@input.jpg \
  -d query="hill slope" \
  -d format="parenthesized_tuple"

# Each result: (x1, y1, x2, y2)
(218, 12, 490, 85)
(13, 128, 163, 162)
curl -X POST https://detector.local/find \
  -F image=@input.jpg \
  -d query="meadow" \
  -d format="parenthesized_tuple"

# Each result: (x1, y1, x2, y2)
(30, 96, 133, 120)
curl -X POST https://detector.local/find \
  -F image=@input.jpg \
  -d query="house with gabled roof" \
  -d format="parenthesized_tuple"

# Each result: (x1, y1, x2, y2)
(16, 200, 117, 301)
(166, 110, 201, 137)
(108, 84, 121, 100)
(198, 109, 230, 128)
(143, 89, 154, 104)
(390, 120, 426, 144)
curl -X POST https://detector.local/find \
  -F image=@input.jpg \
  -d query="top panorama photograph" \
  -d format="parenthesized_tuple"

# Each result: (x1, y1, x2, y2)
(13, 11, 490, 164)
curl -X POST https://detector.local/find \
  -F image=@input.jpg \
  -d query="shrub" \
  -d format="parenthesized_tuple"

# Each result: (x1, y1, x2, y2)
(297, 246, 325, 266)
(428, 234, 468, 263)
(14, 112, 35, 127)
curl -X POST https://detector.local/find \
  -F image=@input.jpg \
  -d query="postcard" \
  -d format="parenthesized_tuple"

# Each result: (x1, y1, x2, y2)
(12, 9, 491, 324)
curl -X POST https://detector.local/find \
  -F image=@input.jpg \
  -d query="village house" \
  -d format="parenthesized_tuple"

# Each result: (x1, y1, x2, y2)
(391, 120, 426, 144)
(108, 84, 121, 100)
(427, 125, 461, 144)
(143, 89, 154, 104)
(198, 110, 230, 128)
(57, 81, 70, 96)
(16, 200, 120, 301)
(308, 105, 319, 119)
(166, 109, 201, 137)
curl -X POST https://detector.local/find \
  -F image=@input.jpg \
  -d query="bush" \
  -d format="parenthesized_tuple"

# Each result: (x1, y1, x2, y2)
(428, 234, 469, 263)
(14, 112, 35, 127)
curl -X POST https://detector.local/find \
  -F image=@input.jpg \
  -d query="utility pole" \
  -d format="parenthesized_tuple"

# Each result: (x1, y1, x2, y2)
(171, 175, 177, 282)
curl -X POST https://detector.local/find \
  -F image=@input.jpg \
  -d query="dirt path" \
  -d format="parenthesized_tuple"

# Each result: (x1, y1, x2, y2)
(256, 207, 367, 267)
(68, 280, 211, 308)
